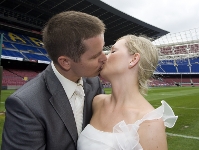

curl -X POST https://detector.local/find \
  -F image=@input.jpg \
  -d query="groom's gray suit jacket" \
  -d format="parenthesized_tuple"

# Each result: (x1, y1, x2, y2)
(2, 64, 104, 150)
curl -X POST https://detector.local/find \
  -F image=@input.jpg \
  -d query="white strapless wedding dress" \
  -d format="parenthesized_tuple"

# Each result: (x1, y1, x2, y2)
(77, 100, 178, 150)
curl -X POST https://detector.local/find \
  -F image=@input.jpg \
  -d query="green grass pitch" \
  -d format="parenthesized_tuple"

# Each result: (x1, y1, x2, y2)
(0, 87, 199, 149)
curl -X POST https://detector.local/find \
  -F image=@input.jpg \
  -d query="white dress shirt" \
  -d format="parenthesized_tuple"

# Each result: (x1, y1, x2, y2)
(51, 62, 85, 136)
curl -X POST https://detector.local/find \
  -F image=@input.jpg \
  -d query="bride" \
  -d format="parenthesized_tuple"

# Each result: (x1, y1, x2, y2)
(77, 35, 178, 150)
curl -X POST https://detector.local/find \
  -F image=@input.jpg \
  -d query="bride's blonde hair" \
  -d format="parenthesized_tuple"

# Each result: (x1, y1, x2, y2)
(117, 35, 159, 95)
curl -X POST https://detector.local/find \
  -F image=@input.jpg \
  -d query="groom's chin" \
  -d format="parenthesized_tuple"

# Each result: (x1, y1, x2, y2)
(98, 71, 104, 78)
(98, 73, 102, 77)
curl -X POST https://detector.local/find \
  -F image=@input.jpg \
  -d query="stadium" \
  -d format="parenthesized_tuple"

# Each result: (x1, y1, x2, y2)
(0, 0, 198, 149)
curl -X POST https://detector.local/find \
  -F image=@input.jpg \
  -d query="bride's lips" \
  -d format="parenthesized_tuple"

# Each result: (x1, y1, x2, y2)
(99, 64, 105, 72)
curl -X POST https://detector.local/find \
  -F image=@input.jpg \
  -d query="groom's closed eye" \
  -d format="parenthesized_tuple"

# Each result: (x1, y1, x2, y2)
(90, 51, 102, 59)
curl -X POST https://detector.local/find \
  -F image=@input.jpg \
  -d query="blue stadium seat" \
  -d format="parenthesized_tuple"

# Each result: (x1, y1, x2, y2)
(190, 58, 199, 73)
(1, 29, 51, 64)
(12, 43, 42, 53)
(37, 48, 47, 54)
(22, 52, 50, 61)
(190, 58, 199, 64)
(160, 65, 177, 73)
(177, 65, 190, 73)
(191, 64, 199, 72)
(2, 49, 25, 59)
(157, 60, 177, 73)
(3, 41, 15, 49)
(156, 65, 165, 73)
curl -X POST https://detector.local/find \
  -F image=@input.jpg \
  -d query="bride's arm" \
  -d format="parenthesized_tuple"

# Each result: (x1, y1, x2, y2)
(138, 119, 168, 150)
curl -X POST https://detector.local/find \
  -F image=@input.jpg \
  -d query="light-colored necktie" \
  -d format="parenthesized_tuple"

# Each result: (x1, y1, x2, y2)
(75, 84, 85, 99)
(74, 83, 85, 135)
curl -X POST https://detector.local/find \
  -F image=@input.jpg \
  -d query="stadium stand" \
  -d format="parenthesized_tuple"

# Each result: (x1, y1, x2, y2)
(152, 28, 199, 87)
(0, 0, 198, 89)
(2, 27, 199, 88)
(0, 0, 169, 90)
(1, 30, 48, 89)
(1, 30, 50, 64)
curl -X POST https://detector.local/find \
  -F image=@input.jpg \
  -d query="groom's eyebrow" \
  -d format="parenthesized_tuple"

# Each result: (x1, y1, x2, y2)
(90, 43, 105, 59)
(90, 51, 102, 59)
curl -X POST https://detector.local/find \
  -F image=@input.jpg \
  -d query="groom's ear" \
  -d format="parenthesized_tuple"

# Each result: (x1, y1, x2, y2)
(57, 56, 71, 71)
(129, 53, 140, 68)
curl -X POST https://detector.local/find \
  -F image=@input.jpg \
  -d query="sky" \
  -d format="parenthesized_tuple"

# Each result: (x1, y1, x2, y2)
(100, 0, 199, 34)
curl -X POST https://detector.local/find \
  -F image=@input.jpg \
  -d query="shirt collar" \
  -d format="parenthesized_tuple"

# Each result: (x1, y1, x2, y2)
(51, 62, 83, 99)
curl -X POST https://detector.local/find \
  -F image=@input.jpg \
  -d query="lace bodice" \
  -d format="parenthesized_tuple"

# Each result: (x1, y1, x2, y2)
(77, 100, 178, 150)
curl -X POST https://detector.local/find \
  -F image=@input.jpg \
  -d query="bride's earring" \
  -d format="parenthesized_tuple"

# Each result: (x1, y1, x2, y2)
(129, 61, 134, 68)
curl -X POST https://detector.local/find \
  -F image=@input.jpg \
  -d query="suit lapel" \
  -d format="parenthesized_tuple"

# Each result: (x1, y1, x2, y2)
(43, 65, 78, 145)
(49, 91, 78, 144)
(82, 79, 93, 129)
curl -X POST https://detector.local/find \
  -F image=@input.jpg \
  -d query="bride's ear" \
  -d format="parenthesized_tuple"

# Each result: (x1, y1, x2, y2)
(129, 53, 140, 68)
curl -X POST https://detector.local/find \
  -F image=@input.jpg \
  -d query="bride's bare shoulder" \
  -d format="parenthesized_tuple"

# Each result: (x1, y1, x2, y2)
(92, 94, 110, 112)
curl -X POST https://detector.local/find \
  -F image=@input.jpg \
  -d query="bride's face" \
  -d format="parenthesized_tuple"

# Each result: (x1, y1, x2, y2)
(100, 39, 132, 81)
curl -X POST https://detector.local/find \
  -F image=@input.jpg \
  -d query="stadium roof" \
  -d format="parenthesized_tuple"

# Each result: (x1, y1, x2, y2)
(0, 0, 169, 46)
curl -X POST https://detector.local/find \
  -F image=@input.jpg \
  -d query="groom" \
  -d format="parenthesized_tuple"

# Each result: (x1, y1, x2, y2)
(2, 11, 107, 150)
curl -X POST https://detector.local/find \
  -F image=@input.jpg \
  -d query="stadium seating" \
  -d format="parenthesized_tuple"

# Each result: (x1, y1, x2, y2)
(189, 44, 199, 53)
(1, 29, 199, 88)
(157, 65, 177, 73)
(2, 69, 25, 86)
(2, 49, 25, 60)
(12, 43, 42, 53)
(192, 78, 199, 82)
(3, 41, 15, 49)
(156, 57, 199, 74)
(190, 58, 199, 72)
(2, 69, 40, 86)
(159, 43, 199, 55)
(173, 45, 188, 54)
(149, 78, 171, 87)
(1, 29, 51, 64)
(159, 47, 173, 55)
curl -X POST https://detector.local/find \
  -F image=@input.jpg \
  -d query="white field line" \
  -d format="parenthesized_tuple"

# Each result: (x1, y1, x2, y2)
(160, 94, 175, 95)
(173, 106, 199, 110)
(147, 89, 199, 102)
(167, 132, 199, 140)
(153, 105, 199, 110)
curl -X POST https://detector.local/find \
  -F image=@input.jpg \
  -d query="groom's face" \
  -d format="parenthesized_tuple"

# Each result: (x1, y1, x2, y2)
(70, 34, 107, 78)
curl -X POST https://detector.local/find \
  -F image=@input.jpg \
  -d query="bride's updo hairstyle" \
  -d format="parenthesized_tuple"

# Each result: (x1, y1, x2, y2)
(117, 35, 159, 95)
